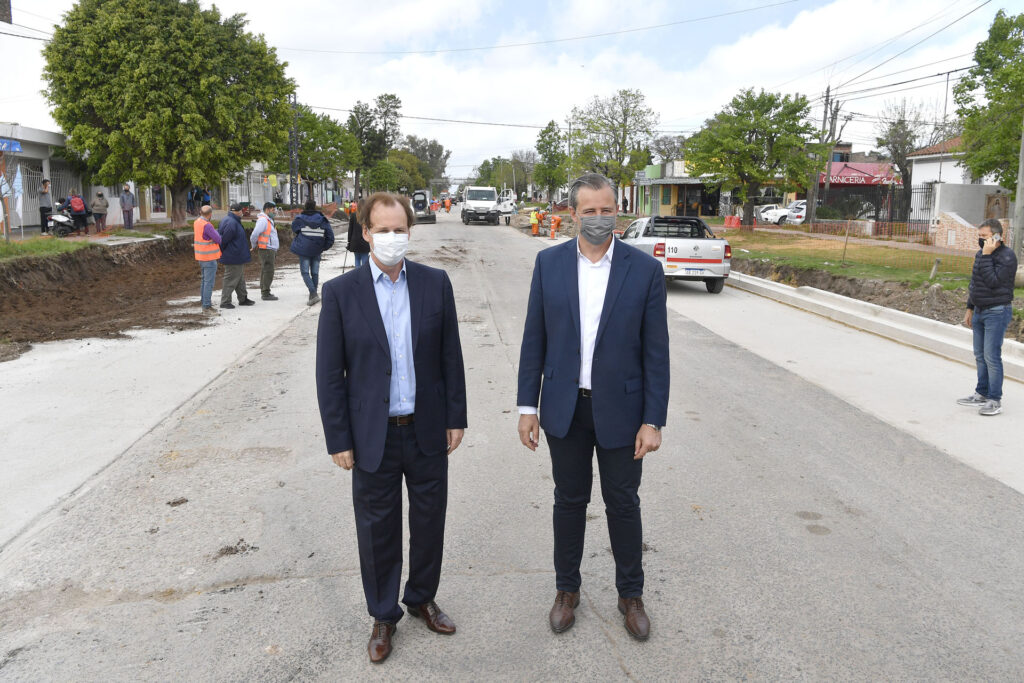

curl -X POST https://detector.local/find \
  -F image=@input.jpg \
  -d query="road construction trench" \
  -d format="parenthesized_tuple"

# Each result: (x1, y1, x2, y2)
(0, 232, 301, 359)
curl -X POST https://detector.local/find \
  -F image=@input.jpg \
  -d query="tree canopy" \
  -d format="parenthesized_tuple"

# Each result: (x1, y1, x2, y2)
(42, 0, 293, 227)
(534, 121, 568, 200)
(567, 89, 658, 188)
(686, 88, 821, 224)
(402, 135, 451, 187)
(953, 9, 1024, 195)
(273, 105, 360, 196)
(347, 94, 402, 198)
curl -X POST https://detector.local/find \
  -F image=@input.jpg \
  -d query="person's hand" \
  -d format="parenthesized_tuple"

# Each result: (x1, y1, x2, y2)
(518, 414, 540, 451)
(331, 450, 354, 470)
(447, 429, 464, 454)
(963, 309, 973, 329)
(982, 237, 998, 255)
(634, 425, 662, 460)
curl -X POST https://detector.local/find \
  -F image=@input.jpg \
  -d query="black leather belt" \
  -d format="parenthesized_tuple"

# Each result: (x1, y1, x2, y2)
(388, 414, 415, 426)
(578, 388, 592, 398)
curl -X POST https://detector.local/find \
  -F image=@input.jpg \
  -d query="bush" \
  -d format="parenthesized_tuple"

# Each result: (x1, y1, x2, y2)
(815, 206, 842, 220)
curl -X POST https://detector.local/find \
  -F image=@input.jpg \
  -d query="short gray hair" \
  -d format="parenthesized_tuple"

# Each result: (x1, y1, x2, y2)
(568, 173, 615, 210)
(980, 218, 1003, 235)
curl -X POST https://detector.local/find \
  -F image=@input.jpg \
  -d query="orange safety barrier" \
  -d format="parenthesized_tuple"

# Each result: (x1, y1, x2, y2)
(549, 215, 561, 239)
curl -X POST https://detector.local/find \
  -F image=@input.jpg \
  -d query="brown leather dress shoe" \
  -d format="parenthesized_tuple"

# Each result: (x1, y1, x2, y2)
(368, 621, 396, 663)
(549, 590, 581, 633)
(406, 600, 456, 635)
(618, 596, 650, 641)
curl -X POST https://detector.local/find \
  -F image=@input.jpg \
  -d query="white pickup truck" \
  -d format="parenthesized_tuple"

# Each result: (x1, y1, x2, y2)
(620, 215, 731, 293)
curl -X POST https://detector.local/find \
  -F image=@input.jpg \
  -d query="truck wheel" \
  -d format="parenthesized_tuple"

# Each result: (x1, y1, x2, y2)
(705, 278, 725, 294)
(462, 215, 469, 225)
(504, 216, 510, 225)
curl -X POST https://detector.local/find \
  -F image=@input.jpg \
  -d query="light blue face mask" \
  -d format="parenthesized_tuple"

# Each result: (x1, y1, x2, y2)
(579, 215, 616, 245)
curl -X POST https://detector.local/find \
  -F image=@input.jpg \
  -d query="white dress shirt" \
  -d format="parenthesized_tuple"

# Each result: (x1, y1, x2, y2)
(519, 237, 614, 415)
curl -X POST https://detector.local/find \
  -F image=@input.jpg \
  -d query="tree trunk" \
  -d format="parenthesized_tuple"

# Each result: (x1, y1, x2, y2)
(742, 201, 756, 228)
(354, 169, 362, 200)
(170, 182, 190, 229)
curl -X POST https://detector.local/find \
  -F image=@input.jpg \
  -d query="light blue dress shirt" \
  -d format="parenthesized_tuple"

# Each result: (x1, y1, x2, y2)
(370, 258, 416, 416)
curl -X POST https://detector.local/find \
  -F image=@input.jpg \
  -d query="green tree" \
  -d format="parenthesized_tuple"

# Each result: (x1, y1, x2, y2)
(402, 135, 451, 186)
(535, 121, 568, 200)
(389, 149, 427, 191)
(651, 134, 687, 162)
(42, 0, 293, 228)
(346, 94, 402, 198)
(274, 106, 360, 198)
(567, 89, 659, 189)
(686, 88, 821, 225)
(364, 160, 400, 193)
(953, 10, 1024, 194)
(875, 99, 931, 220)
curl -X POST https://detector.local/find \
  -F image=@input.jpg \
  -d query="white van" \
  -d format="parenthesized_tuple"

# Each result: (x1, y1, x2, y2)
(461, 186, 499, 225)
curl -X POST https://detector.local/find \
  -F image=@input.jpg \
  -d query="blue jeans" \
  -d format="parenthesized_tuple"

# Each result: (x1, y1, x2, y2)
(299, 255, 321, 294)
(353, 252, 369, 268)
(973, 304, 1013, 401)
(199, 261, 218, 308)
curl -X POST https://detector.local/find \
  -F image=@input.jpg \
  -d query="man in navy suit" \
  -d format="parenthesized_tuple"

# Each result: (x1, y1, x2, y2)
(316, 192, 467, 664)
(517, 173, 669, 641)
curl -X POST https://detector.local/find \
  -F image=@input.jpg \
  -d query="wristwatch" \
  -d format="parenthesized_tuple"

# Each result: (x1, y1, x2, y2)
(644, 424, 662, 432)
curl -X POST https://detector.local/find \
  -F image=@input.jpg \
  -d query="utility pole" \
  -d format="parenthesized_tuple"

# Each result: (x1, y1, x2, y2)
(1013, 108, 1024, 260)
(288, 93, 299, 206)
(806, 86, 829, 225)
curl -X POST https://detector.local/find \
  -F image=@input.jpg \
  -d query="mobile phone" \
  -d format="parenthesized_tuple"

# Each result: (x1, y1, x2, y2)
(992, 234, 1002, 243)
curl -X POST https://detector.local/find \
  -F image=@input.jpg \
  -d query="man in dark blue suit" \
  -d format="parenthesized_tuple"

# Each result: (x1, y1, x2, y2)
(316, 192, 468, 664)
(517, 173, 669, 641)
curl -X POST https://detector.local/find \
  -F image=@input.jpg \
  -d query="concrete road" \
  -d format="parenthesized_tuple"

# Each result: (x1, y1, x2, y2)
(3, 210, 1024, 680)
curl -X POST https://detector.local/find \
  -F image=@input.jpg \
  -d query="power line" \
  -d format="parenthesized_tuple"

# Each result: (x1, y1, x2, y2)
(827, 67, 972, 99)
(11, 22, 52, 36)
(836, 0, 990, 89)
(279, 0, 803, 55)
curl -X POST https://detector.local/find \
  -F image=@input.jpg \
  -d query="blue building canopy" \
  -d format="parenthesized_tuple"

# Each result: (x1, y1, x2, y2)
(0, 138, 24, 153)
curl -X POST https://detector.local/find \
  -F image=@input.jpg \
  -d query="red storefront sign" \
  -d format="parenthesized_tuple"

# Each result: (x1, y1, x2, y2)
(818, 162, 902, 186)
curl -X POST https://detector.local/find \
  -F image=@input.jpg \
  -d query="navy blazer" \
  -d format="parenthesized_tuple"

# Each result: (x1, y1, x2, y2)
(517, 239, 669, 449)
(316, 260, 468, 472)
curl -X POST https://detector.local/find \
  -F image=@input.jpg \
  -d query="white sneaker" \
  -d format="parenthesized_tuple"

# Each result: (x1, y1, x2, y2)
(957, 392, 987, 406)
(979, 400, 1002, 416)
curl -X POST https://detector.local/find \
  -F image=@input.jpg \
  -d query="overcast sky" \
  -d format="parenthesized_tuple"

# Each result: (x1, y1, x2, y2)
(1, 0, 1016, 181)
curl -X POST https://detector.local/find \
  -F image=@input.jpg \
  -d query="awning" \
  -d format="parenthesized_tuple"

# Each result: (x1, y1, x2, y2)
(819, 162, 901, 186)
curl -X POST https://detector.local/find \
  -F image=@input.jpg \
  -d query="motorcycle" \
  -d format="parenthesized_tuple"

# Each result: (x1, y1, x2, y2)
(47, 203, 77, 238)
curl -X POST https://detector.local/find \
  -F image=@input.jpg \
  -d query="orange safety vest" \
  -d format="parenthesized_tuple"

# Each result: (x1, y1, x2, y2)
(193, 218, 221, 261)
(256, 215, 274, 249)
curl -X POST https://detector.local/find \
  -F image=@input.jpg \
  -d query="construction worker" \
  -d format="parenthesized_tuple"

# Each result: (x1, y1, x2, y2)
(250, 201, 279, 301)
(530, 209, 539, 236)
(193, 205, 222, 315)
(444, 197, 451, 213)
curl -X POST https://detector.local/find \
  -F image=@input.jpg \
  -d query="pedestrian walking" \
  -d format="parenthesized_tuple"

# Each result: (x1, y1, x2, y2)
(291, 198, 335, 306)
(60, 190, 90, 234)
(250, 201, 279, 300)
(193, 205, 222, 315)
(443, 197, 451, 213)
(90, 191, 109, 233)
(316, 191, 467, 664)
(622, 196, 629, 213)
(517, 173, 669, 642)
(347, 205, 371, 269)
(218, 203, 255, 309)
(38, 179, 52, 234)
(120, 184, 137, 230)
(958, 218, 1018, 416)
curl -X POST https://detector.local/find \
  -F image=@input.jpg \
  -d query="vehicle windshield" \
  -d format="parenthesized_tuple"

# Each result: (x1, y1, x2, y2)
(412, 193, 427, 210)
(646, 218, 710, 239)
(467, 189, 496, 201)
(788, 201, 804, 209)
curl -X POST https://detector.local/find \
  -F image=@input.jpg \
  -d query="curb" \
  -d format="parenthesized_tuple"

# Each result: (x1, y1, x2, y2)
(726, 271, 1024, 383)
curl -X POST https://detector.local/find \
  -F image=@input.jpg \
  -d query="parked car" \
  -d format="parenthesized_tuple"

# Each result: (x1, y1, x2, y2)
(620, 215, 731, 293)
(755, 204, 780, 223)
(551, 196, 570, 211)
(760, 201, 802, 225)
(786, 200, 807, 226)
(411, 190, 435, 223)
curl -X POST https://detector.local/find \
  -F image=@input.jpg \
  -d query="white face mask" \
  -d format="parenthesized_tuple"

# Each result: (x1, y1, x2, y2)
(370, 231, 409, 267)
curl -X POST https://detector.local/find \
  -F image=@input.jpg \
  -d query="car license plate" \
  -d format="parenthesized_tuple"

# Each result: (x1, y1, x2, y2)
(685, 268, 703, 275)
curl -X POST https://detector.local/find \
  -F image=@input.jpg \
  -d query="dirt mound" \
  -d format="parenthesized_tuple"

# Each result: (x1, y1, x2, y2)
(733, 257, 1024, 342)
(0, 233, 298, 361)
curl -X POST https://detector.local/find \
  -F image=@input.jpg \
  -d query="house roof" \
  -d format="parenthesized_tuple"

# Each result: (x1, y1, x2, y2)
(908, 135, 962, 158)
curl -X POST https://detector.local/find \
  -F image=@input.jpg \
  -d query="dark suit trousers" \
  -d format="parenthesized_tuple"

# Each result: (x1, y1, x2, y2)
(546, 395, 644, 597)
(351, 423, 448, 623)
